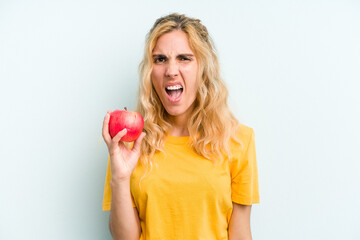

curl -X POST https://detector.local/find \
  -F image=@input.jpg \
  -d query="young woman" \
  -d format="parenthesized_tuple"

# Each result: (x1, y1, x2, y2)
(102, 13, 260, 240)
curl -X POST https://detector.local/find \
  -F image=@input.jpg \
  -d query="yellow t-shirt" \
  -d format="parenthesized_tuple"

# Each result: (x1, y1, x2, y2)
(102, 124, 260, 239)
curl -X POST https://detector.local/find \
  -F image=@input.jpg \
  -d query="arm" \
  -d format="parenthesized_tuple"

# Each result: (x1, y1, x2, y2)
(102, 111, 145, 240)
(109, 179, 141, 240)
(228, 202, 253, 240)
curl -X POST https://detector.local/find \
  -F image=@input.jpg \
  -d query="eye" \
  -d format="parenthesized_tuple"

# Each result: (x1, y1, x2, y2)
(178, 55, 193, 62)
(180, 57, 190, 61)
(154, 57, 166, 63)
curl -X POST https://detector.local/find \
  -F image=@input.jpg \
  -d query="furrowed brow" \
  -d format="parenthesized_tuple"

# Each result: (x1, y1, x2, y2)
(152, 54, 166, 58)
(178, 54, 194, 58)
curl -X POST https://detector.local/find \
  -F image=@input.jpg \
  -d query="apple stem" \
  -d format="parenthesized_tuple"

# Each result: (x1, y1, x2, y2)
(124, 107, 127, 111)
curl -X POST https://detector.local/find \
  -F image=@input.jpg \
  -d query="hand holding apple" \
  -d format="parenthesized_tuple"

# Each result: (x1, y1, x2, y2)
(108, 107, 144, 142)
(102, 109, 146, 182)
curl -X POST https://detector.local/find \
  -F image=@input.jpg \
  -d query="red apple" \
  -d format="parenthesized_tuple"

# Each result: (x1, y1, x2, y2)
(108, 107, 144, 142)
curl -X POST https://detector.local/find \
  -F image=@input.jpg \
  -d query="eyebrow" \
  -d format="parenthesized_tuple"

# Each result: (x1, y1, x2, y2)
(152, 54, 166, 58)
(152, 53, 195, 58)
(178, 54, 195, 58)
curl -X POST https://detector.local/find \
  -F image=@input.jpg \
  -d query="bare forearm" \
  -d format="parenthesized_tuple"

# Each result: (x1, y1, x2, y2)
(228, 227, 252, 240)
(228, 203, 253, 240)
(229, 237, 252, 240)
(229, 235, 252, 240)
(109, 179, 140, 240)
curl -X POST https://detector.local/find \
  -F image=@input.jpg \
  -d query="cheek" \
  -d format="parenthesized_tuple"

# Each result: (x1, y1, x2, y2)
(151, 68, 164, 84)
(183, 65, 198, 88)
(151, 80, 162, 98)
(151, 68, 161, 84)
(182, 63, 198, 80)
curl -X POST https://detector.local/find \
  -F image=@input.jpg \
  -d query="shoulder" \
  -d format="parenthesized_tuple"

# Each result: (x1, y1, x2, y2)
(237, 123, 255, 140)
(230, 123, 255, 155)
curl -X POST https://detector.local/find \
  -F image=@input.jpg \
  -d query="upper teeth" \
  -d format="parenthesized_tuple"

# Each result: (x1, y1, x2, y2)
(166, 85, 182, 90)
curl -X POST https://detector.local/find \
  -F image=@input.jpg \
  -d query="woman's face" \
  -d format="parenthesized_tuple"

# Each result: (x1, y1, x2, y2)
(151, 30, 199, 120)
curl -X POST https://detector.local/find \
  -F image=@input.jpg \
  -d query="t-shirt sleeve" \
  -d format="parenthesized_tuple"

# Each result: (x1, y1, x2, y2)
(230, 128, 260, 205)
(102, 156, 136, 211)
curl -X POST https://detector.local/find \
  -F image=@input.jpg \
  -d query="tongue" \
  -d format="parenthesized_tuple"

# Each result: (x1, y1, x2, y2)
(168, 89, 182, 99)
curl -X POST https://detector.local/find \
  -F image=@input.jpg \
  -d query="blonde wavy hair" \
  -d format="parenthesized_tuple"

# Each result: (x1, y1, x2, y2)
(136, 13, 240, 171)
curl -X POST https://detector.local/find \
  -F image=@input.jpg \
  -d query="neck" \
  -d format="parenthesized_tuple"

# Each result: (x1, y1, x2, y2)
(166, 102, 196, 137)
(168, 114, 190, 137)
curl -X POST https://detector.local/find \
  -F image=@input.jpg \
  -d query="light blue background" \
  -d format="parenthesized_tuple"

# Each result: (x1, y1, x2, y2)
(1, 0, 359, 239)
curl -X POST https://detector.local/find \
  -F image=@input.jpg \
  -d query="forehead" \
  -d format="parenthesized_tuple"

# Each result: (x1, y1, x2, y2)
(153, 30, 194, 54)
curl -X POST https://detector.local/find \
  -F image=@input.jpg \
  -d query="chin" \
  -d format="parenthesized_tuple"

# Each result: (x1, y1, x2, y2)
(165, 108, 183, 117)
(160, 96, 196, 118)
(165, 104, 194, 118)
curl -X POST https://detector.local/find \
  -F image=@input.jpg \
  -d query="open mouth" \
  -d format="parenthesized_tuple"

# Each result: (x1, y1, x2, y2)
(165, 85, 183, 103)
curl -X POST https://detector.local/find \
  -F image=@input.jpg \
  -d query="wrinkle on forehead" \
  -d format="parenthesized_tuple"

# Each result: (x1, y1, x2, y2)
(153, 30, 194, 56)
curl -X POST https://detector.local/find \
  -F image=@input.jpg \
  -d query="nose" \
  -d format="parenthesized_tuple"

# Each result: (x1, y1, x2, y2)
(165, 60, 179, 79)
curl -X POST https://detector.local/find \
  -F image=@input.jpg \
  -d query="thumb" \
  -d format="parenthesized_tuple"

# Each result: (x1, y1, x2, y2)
(132, 132, 146, 153)
(112, 128, 127, 143)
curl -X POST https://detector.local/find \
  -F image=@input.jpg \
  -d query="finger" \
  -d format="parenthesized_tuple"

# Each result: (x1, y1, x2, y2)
(112, 128, 128, 143)
(102, 111, 112, 143)
(132, 132, 146, 153)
